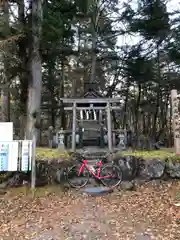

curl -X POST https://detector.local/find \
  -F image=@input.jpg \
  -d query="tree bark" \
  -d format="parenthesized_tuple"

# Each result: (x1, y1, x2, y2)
(59, 61, 65, 128)
(152, 44, 161, 138)
(26, 0, 43, 140)
(135, 84, 142, 136)
(18, 0, 28, 138)
(122, 80, 130, 128)
(1, 0, 10, 122)
(90, 8, 100, 85)
(90, 34, 97, 84)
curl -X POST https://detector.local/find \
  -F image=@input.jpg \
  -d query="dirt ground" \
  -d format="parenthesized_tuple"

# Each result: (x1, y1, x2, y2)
(0, 181, 180, 240)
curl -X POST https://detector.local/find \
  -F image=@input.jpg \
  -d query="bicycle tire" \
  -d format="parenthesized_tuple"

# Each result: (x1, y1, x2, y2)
(67, 165, 89, 188)
(100, 164, 122, 188)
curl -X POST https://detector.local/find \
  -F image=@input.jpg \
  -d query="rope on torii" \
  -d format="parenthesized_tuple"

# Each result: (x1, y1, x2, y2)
(86, 110, 89, 119)
(79, 105, 97, 120)
(93, 110, 97, 120)
(80, 110, 83, 120)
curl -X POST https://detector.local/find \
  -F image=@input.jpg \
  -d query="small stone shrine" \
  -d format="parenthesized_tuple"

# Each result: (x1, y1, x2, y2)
(60, 80, 127, 152)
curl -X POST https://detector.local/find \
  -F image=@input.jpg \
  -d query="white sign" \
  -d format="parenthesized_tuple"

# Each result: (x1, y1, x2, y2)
(0, 122, 13, 141)
(0, 141, 18, 171)
(21, 140, 32, 171)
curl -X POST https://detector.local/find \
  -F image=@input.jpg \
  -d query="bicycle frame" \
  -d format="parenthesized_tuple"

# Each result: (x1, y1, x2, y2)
(78, 160, 113, 179)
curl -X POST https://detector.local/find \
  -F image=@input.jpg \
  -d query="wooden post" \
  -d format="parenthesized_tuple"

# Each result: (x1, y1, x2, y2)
(72, 102, 77, 151)
(99, 110, 102, 122)
(31, 134, 36, 190)
(171, 89, 180, 154)
(106, 102, 112, 152)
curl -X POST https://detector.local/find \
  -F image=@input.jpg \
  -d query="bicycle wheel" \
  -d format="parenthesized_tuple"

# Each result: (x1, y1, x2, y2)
(100, 164, 122, 188)
(67, 164, 89, 188)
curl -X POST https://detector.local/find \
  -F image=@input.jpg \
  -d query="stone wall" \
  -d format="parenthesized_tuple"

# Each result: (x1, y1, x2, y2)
(113, 156, 180, 181)
(1, 154, 180, 189)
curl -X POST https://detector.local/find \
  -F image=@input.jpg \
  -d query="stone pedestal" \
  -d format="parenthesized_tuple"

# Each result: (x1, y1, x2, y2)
(56, 128, 65, 150)
(117, 131, 126, 150)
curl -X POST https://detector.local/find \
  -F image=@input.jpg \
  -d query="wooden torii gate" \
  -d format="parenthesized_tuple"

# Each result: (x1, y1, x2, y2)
(60, 97, 121, 152)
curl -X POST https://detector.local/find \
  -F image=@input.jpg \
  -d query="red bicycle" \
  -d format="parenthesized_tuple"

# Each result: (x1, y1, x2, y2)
(67, 159, 122, 188)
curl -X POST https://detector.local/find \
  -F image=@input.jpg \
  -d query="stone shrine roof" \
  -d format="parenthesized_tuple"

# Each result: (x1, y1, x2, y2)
(83, 89, 103, 99)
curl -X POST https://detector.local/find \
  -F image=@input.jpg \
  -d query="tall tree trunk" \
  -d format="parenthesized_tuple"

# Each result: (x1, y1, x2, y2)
(59, 61, 65, 128)
(152, 86, 160, 139)
(1, 0, 10, 122)
(152, 44, 161, 139)
(18, 0, 28, 138)
(135, 84, 142, 136)
(122, 80, 130, 128)
(90, 34, 97, 84)
(1, 87, 10, 122)
(142, 113, 146, 134)
(90, 10, 100, 85)
(48, 66, 56, 128)
(72, 23, 81, 97)
(26, 0, 43, 140)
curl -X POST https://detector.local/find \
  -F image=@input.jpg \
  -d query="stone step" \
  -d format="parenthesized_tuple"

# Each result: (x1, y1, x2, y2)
(83, 152, 107, 159)
(82, 139, 100, 146)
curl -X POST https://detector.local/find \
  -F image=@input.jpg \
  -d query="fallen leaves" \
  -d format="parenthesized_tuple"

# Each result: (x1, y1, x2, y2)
(0, 182, 180, 239)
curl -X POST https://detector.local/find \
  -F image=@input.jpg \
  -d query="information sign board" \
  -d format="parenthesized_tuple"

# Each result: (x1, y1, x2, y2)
(21, 140, 32, 171)
(0, 141, 18, 171)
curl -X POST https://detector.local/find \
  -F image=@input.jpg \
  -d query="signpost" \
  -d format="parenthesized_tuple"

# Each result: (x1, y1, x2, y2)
(0, 122, 35, 189)
(31, 134, 36, 190)
(0, 141, 32, 172)
(0, 123, 18, 171)
(171, 90, 180, 154)
(8, 141, 19, 171)
(21, 140, 32, 171)
(0, 143, 9, 171)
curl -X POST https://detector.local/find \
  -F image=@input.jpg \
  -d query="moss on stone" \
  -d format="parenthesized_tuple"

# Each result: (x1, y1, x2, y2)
(35, 147, 180, 162)
(36, 147, 70, 160)
(122, 149, 180, 161)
